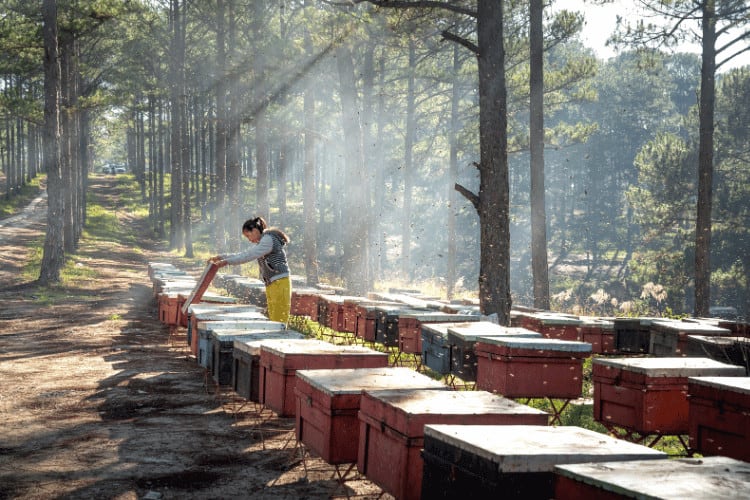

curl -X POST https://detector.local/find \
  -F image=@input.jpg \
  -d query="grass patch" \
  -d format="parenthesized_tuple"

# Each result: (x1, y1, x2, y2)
(0, 176, 43, 218)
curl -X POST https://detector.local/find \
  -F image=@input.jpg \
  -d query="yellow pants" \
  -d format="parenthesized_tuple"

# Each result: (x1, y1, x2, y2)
(266, 277, 291, 324)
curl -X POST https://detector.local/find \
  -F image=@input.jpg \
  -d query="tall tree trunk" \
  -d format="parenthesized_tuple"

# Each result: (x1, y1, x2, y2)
(253, 0, 270, 221)
(361, 43, 376, 292)
(227, 3, 241, 245)
(374, 53, 388, 275)
(302, 2, 319, 286)
(694, 0, 716, 317)
(447, 44, 460, 300)
(401, 37, 416, 278)
(39, 0, 64, 284)
(336, 45, 369, 295)
(168, 1, 183, 249)
(529, 0, 550, 309)
(214, 0, 228, 251)
(475, 0, 511, 323)
(60, 32, 75, 253)
(158, 99, 166, 238)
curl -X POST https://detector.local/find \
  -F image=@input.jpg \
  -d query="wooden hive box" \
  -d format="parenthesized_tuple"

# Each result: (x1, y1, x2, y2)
(294, 367, 446, 465)
(521, 312, 583, 341)
(422, 424, 666, 500)
(357, 389, 549, 500)
(579, 316, 616, 354)
(192, 313, 271, 360)
(176, 292, 237, 328)
(649, 319, 732, 357)
(258, 339, 388, 417)
(341, 297, 370, 334)
(688, 376, 750, 461)
(613, 317, 658, 354)
(421, 322, 473, 375)
(231, 332, 306, 402)
(158, 288, 193, 326)
(290, 288, 323, 319)
(397, 311, 479, 355)
(592, 356, 745, 434)
(210, 328, 300, 386)
(374, 305, 410, 347)
(354, 302, 400, 343)
(448, 322, 542, 382)
(197, 320, 284, 370)
(684, 334, 750, 366)
(554, 456, 750, 500)
(186, 304, 261, 351)
(474, 337, 592, 399)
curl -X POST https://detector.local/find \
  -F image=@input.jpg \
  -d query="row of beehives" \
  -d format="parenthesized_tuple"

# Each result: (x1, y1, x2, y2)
(149, 262, 750, 499)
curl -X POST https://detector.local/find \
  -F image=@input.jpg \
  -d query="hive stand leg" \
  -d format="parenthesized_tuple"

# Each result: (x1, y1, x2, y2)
(328, 462, 358, 499)
(390, 349, 402, 367)
(546, 398, 572, 425)
(402, 353, 421, 371)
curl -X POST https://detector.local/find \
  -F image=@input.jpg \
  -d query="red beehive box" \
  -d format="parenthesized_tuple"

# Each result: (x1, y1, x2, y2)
(259, 339, 388, 417)
(357, 389, 549, 500)
(397, 311, 479, 355)
(579, 317, 615, 354)
(231, 332, 306, 403)
(474, 337, 592, 399)
(554, 456, 750, 500)
(688, 376, 750, 461)
(158, 292, 180, 325)
(649, 319, 732, 357)
(321, 295, 348, 332)
(354, 302, 400, 343)
(521, 312, 582, 341)
(290, 289, 323, 320)
(448, 323, 543, 382)
(342, 297, 369, 334)
(592, 357, 745, 435)
(294, 367, 446, 465)
(422, 425, 666, 500)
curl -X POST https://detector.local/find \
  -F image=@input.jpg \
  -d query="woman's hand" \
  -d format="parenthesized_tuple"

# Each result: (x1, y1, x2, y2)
(208, 256, 227, 268)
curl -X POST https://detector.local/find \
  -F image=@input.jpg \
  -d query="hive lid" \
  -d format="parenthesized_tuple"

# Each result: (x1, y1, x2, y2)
(260, 338, 383, 357)
(421, 322, 474, 336)
(200, 320, 284, 333)
(475, 336, 592, 353)
(651, 319, 732, 335)
(593, 356, 746, 377)
(188, 304, 260, 315)
(554, 456, 750, 499)
(423, 424, 665, 472)
(398, 311, 479, 322)
(295, 367, 447, 396)
(532, 312, 583, 325)
(232, 332, 307, 355)
(365, 389, 548, 417)
(688, 376, 750, 395)
(447, 322, 541, 341)
(193, 310, 267, 322)
(211, 329, 295, 342)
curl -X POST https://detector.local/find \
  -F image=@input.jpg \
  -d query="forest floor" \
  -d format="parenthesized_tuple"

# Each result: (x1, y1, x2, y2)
(0, 176, 388, 499)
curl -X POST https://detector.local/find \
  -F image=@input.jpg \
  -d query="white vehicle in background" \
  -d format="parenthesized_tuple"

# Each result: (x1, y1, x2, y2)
(98, 163, 127, 174)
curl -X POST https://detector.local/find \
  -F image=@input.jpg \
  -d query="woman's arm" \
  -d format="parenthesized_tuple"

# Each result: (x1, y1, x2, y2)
(212, 234, 273, 266)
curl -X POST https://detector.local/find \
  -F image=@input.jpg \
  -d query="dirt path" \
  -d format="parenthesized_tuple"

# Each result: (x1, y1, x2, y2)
(0, 177, 385, 499)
